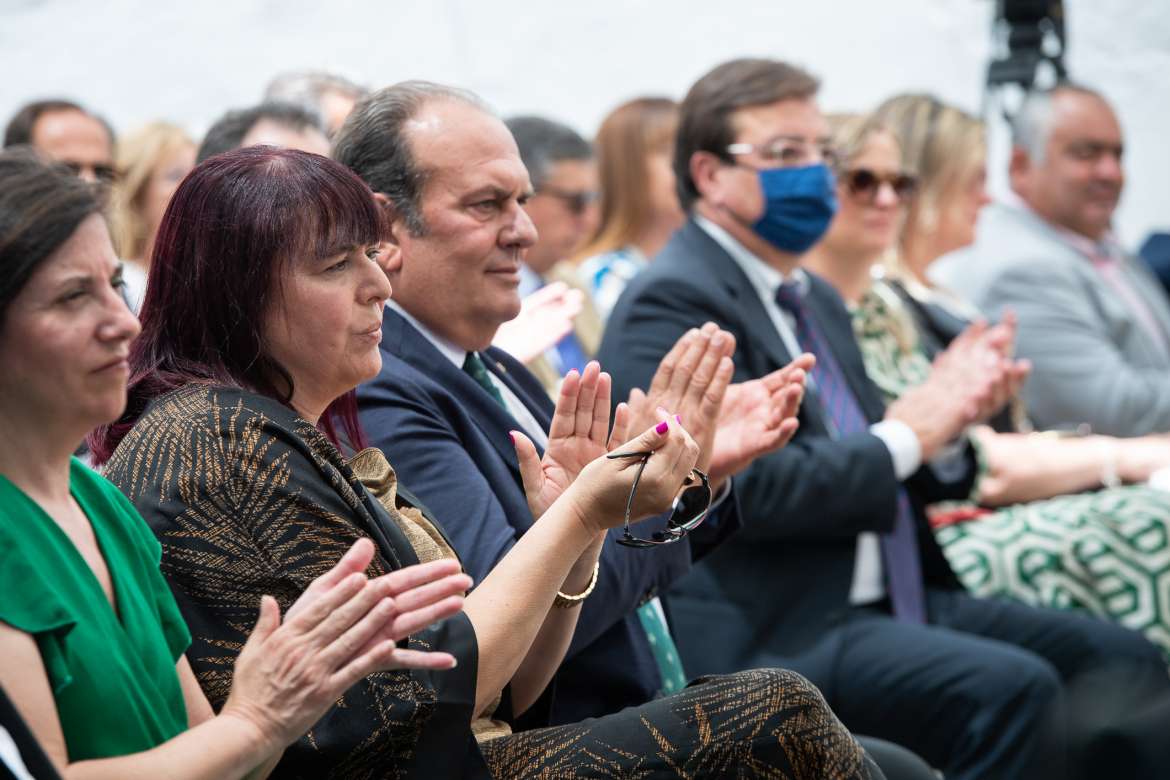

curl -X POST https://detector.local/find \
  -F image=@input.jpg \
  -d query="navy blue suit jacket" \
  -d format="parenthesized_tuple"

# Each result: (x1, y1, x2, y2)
(357, 306, 741, 726)
(598, 219, 969, 682)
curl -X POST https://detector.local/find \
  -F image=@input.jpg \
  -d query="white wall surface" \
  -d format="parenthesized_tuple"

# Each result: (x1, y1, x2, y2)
(1, 0, 1167, 246)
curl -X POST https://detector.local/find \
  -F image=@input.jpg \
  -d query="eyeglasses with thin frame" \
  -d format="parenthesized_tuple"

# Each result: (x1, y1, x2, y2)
(535, 186, 599, 216)
(839, 167, 918, 204)
(605, 450, 712, 548)
(727, 136, 839, 169)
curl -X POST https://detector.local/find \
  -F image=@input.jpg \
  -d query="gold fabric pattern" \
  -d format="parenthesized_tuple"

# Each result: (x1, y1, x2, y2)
(105, 385, 481, 779)
(348, 446, 510, 740)
(480, 669, 870, 779)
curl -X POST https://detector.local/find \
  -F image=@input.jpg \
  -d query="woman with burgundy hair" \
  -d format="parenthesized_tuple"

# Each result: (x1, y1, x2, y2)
(0, 147, 470, 779)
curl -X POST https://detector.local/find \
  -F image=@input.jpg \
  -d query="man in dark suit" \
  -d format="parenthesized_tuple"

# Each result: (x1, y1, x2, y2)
(598, 58, 1170, 780)
(331, 79, 778, 727)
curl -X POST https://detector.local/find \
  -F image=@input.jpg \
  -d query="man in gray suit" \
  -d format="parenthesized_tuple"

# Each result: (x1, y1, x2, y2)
(933, 84, 1170, 436)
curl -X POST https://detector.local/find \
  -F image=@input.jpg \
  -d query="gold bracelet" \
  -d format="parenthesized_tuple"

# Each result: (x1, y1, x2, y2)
(553, 562, 599, 609)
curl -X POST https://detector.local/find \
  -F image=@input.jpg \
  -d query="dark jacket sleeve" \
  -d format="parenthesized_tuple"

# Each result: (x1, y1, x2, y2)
(357, 372, 693, 655)
(601, 274, 902, 542)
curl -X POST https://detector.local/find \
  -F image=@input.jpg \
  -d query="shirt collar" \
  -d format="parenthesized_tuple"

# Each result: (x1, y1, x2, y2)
(1000, 191, 1122, 262)
(693, 214, 810, 301)
(386, 299, 468, 368)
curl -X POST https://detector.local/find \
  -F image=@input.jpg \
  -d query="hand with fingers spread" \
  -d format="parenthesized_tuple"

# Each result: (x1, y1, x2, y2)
(627, 323, 810, 490)
(492, 281, 584, 363)
(221, 538, 469, 753)
(511, 360, 633, 520)
(626, 323, 734, 478)
(710, 354, 812, 484)
(563, 411, 702, 534)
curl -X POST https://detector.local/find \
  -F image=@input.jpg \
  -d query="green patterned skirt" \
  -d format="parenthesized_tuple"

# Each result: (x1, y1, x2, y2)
(936, 486, 1170, 659)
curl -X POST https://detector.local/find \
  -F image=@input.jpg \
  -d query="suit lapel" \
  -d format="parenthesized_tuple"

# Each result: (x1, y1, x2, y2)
(381, 307, 529, 478)
(803, 275, 889, 424)
(683, 220, 795, 373)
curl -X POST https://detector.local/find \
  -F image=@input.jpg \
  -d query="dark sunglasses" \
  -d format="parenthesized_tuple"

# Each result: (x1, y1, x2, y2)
(536, 186, 598, 216)
(841, 168, 918, 203)
(605, 450, 712, 548)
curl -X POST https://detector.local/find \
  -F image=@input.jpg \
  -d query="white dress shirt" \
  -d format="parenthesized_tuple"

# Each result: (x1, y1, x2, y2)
(693, 216, 934, 604)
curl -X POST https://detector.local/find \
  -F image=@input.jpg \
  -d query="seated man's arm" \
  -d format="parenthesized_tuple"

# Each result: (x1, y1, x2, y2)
(984, 261, 1170, 436)
(603, 278, 902, 542)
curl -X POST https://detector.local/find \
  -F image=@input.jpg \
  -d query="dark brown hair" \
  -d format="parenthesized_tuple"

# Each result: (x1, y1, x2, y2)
(4, 99, 114, 149)
(0, 147, 102, 324)
(674, 58, 820, 210)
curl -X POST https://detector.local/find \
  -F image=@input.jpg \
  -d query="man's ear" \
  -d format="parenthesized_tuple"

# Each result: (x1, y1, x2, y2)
(1007, 146, 1031, 193)
(372, 192, 405, 276)
(689, 151, 724, 207)
(373, 192, 403, 245)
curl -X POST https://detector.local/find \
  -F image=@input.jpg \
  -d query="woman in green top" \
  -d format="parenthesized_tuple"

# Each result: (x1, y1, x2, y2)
(801, 109, 1170, 659)
(0, 148, 471, 778)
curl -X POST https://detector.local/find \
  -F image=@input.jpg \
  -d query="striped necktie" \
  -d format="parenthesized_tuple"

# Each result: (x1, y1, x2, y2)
(775, 282, 927, 623)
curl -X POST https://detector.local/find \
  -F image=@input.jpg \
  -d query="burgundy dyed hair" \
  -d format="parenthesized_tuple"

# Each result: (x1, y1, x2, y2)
(89, 146, 385, 463)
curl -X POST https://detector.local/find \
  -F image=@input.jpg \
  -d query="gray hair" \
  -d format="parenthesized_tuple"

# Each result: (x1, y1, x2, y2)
(1011, 82, 1109, 163)
(503, 115, 592, 190)
(332, 80, 490, 237)
(264, 70, 367, 109)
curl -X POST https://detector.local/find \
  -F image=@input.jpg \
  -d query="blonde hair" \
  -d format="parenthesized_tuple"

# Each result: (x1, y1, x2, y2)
(823, 113, 920, 353)
(871, 94, 985, 261)
(574, 97, 678, 261)
(108, 122, 194, 260)
(825, 112, 896, 169)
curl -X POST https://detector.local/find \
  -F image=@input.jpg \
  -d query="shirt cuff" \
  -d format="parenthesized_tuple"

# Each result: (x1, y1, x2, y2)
(869, 419, 922, 481)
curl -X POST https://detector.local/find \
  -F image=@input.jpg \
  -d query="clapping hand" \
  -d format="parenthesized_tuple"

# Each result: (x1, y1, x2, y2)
(511, 361, 632, 520)
(710, 354, 811, 483)
(888, 316, 1031, 459)
(627, 324, 809, 490)
(567, 411, 701, 533)
(223, 538, 470, 753)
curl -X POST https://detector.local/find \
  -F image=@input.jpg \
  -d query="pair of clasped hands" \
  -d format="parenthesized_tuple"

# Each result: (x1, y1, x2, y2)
(887, 311, 1032, 459)
(217, 323, 812, 754)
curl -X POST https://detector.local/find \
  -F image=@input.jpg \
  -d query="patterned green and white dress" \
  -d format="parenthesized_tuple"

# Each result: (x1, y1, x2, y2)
(852, 280, 1170, 659)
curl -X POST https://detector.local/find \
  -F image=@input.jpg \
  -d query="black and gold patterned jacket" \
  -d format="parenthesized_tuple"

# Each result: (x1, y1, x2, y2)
(105, 385, 490, 779)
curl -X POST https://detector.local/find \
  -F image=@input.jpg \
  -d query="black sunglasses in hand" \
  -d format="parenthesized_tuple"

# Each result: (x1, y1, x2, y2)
(606, 450, 712, 548)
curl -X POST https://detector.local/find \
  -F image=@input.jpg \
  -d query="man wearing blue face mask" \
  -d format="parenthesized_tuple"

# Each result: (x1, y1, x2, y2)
(600, 58, 1170, 780)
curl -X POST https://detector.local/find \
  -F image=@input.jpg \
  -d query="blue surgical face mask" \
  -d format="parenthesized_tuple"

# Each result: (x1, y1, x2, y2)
(749, 163, 838, 254)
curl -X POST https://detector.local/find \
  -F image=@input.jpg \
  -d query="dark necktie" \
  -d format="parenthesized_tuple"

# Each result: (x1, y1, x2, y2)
(462, 352, 507, 409)
(775, 282, 927, 623)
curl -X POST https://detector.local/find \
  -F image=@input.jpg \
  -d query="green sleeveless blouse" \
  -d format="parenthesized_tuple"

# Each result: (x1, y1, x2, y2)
(0, 458, 190, 762)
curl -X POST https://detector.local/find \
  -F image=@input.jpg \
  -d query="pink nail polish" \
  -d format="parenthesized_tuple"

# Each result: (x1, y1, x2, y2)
(674, 414, 682, 426)
(655, 420, 670, 435)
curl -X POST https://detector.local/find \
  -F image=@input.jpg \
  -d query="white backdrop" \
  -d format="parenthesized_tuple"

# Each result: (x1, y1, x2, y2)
(1, 0, 1167, 246)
